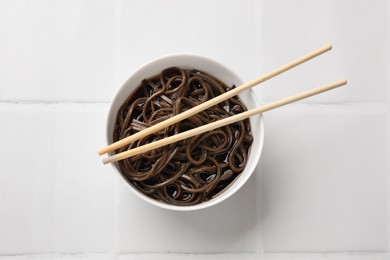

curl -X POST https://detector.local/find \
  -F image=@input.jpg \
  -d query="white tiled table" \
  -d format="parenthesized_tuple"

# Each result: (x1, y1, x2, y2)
(0, 0, 389, 259)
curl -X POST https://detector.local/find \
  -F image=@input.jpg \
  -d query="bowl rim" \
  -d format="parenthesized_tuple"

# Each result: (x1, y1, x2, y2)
(105, 53, 264, 211)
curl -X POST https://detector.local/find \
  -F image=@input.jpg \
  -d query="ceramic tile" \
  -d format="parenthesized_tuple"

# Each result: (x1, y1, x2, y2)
(116, 172, 259, 253)
(256, 0, 387, 103)
(0, 0, 389, 257)
(116, 0, 261, 249)
(119, 0, 258, 84)
(259, 105, 388, 252)
(118, 253, 258, 260)
(1, 253, 390, 260)
(387, 107, 390, 251)
(0, 0, 117, 101)
(388, 0, 390, 104)
(0, 104, 114, 253)
(118, 253, 390, 260)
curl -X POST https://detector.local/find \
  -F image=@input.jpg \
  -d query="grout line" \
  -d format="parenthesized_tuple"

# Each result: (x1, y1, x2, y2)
(113, 175, 120, 259)
(254, 0, 263, 76)
(0, 100, 110, 105)
(377, 13, 388, 255)
(117, 251, 390, 256)
(254, 0, 263, 254)
(117, 251, 256, 256)
(258, 252, 390, 255)
(387, 0, 390, 106)
(257, 100, 389, 106)
(257, 102, 389, 113)
(0, 100, 387, 107)
(0, 252, 112, 258)
(114, 0, 123, 88)
(1, 252, 390, 258)
(387, 105, 390, 252)
(113, 0, 122, 258)
(255, 163, 264, 254)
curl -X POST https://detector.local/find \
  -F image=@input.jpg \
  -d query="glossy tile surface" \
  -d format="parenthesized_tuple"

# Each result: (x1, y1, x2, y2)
(260, 105, 387, 252)
(0, 104, 115, 253)
(0, 0, 388, 259)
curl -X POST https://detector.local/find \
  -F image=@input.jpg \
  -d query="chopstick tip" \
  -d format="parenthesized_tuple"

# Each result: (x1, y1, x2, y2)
(102, 158, 109, 165)
(98, 148, 106, 156)
(102, 157, 111, 165)
(339, 79, 347, 86)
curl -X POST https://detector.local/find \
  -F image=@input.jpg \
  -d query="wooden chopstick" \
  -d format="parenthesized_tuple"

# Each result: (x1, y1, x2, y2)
(103, 79, 347, 164)
(98, 44, 332, 156)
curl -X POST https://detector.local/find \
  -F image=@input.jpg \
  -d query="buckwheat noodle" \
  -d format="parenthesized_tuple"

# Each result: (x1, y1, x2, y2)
(113, 67, 253, 206)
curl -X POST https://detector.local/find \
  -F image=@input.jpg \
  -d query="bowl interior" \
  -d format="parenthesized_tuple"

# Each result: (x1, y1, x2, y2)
(106, 54, 264, 211)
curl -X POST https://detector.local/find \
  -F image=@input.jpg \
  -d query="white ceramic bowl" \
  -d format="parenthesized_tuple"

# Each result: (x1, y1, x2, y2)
(106, 54, 264, 211)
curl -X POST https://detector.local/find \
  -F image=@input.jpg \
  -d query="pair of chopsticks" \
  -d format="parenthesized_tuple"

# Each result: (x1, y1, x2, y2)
(99, 44, 347, 165)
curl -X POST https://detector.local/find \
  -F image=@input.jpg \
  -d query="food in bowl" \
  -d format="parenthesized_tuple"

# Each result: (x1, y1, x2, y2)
(113, 67, 253, 206)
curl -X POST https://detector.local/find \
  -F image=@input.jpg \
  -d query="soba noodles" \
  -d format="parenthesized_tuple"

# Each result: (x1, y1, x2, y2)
(113, 67, 253, 206)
